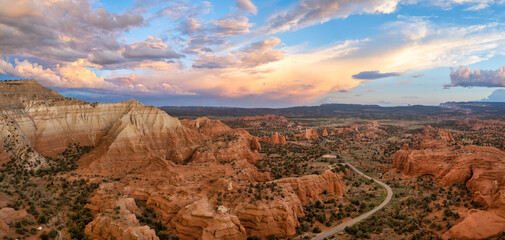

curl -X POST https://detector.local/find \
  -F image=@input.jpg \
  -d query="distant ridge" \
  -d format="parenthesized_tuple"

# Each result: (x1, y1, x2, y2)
(160, 102, 505, 119)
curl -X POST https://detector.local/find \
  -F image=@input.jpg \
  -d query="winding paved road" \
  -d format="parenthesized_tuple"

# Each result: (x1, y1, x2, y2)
(312, 138, 393, 240)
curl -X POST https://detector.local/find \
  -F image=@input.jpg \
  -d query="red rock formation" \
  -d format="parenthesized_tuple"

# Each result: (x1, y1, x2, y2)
(443, 188, 505, 239)
(237, 115, 285, 121)
(277, 171, 344, 204)
(337, 121, 386, 140)
(0, 145, 8, 165)
(259, 132, 287, 145)
(183, 117, 261, 164)
(0, 208, 30, 238)
(390, 126, 505, 239)
(418, 125, 455, 148)
(231, 115, 298, 129)
(322, 128, 329, 137)
(84, 183, 159, 240)
(170, 199, 247, 240)
(234, 197, 304, 237)
(293, 128, 319, 140)
(338, 128, 354, 134)
(0, 81, 346, 239)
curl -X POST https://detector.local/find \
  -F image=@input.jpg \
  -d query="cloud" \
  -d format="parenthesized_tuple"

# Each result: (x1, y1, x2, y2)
(352, 70, 400, 79)
(193, 37, 283, 68)
(178, 18, 202, 35)
(262, 0, 400, 34)
(4, 0, 505, 106)
(56, 64, 105, 88)
(411, 74, 423, 78)
(122, 37, 183, 60)
(0, 57, 62, 85)
(420, 0, 505, 10)
(177, 15, 254, 54)
(396, 80, 410, 85)
(481, 89, 505, 102)
(87, 8, 143, 30)
(445, 66, 505, 88)
(235, 0, 258, 14)
(184, 37, 228, 54)
(90, 51, 125, 65)
(208, 16, 253, 37)
(0, 56, 104, 88)
(0, 0, 144, 62)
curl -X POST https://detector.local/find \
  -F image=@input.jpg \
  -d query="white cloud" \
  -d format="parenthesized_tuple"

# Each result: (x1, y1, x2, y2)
(193, 37, 283, 68)
(0, 0, 144, 62)
(419, 0, 505, 10)
(446, 66, 505, 88)
(262, 0, 400, 34)
(235, 0, 258, 14)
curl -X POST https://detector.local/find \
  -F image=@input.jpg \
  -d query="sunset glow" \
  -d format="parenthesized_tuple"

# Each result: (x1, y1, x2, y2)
(1, 0, 505, 106)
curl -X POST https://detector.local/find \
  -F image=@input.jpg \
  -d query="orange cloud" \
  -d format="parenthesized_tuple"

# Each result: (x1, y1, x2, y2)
(57, 64, 105, 88)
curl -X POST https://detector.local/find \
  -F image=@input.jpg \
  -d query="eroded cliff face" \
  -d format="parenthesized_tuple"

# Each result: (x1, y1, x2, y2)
(278, 171, 344, 205)
(0, 81, 345, 239)
(390, 126, 505, 239)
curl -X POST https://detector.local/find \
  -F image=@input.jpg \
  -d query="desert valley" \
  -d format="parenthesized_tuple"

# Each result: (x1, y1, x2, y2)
(0, 80, 503, 240)
(4, 0, 505, 239)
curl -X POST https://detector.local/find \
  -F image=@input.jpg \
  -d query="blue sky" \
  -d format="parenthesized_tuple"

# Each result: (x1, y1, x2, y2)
(1, 0, 505, 107)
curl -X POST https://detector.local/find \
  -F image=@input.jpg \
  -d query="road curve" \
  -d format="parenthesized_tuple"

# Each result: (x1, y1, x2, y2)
(312, 139, 393, 240)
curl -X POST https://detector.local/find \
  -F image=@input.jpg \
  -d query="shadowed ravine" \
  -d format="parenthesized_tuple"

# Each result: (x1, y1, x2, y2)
(311, 138, 393, 240)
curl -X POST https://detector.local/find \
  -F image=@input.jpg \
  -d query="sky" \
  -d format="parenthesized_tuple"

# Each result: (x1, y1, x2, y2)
(1, 0, 505, 107)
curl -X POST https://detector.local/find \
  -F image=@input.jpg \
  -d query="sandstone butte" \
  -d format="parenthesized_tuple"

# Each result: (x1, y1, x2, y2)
(258, 132, 287, 145)
(390, 125, 505, 239)
(293, 128, 319, 140)
(0, 80, 345, 240)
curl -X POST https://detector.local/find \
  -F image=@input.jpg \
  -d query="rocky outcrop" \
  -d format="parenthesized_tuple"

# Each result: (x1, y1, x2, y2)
(84, 184, 159, 240)
(259, 132, 287, 145)
(337, 121, 386, 140)
(76, 101, 203, 175)
(0, 208, 30, 237)
(85, 216, 159, 240)
(338, 128, 354, 134)
(293, 128, 319, 140)
(0, 208, 29, 226)
(277, 171, 344, 204)
(322, 128, 329, 137)
(0, 145, 8, 165)
(443, 188, 505, 239)
(229, 115, 298, 129)
(390, 126, 505, 239)
(235, 197, 304, 237)
(183, 117, 261, 164)
(170, 199, 247, 240)
(418, 125, 455, 148)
